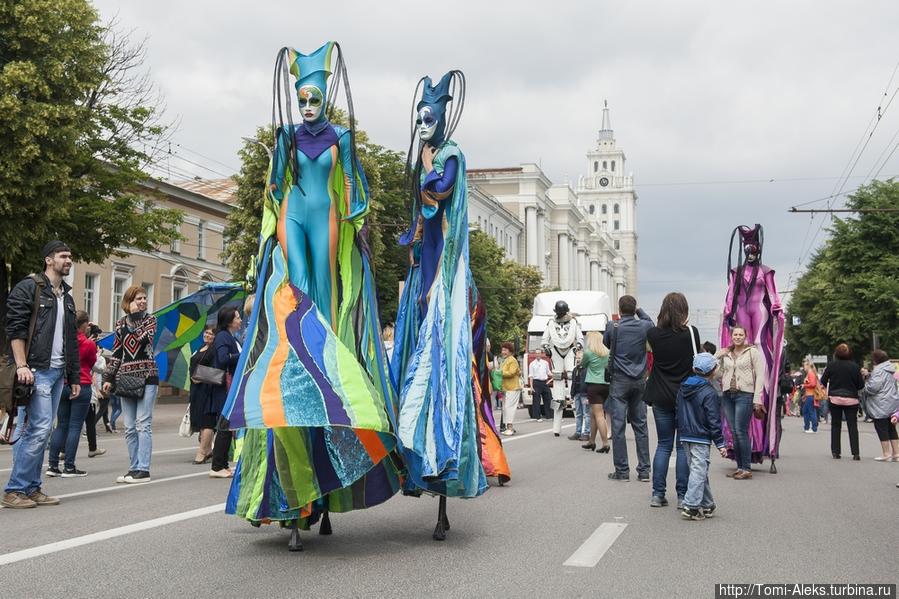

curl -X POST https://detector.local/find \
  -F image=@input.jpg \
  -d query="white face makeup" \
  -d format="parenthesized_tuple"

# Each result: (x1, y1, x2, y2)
(298, 85, 324, 122)
(417, 106, 438, 141)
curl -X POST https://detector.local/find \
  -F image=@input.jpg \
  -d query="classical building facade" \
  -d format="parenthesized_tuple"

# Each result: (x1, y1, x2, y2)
(468, 101, 637, 305)
(66, 177, 235, 331)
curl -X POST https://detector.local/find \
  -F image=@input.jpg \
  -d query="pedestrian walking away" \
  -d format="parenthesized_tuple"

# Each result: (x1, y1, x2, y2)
(645, 292, 700, 507)
(580, 331, 610, 453)
(603, 295, 654, 482)
(102, 286, 159, 485)
(863, 350, 899, 462)
(820, 343, 864, 460)
(3, 240, 79, 509)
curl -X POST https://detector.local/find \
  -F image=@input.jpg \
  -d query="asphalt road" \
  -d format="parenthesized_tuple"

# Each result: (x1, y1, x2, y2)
(1, 403, 897, 598)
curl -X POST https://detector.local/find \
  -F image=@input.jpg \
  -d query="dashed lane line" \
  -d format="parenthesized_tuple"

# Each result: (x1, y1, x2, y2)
(563, 522, 628, 568)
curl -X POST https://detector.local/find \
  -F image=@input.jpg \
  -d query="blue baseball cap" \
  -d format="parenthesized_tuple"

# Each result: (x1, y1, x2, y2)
(693, 352, 718, 375)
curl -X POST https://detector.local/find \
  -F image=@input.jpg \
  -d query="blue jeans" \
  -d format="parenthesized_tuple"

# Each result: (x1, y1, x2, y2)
(109, 395, 122, 430)
(608, 376, 650, 477)
(4, 368, 65, 495)
(651, 407, 688, 500)
(121, 385, 158, 472)
(801, 395, 818, 432)
(722, 390, 753, 471)
(574, 393, 590, 436)
(48, 385, 92, 470)
(682, 441, 715, 510)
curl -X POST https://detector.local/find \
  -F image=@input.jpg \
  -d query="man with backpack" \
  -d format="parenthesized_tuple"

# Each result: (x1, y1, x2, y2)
(2, 241, 80, 509)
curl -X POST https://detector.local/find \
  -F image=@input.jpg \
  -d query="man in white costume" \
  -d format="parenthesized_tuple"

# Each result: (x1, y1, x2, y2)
(541, 300, 584, 436)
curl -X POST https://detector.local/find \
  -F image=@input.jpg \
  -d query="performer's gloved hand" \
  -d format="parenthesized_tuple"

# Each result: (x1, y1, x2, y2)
(752, 403, 767, 420)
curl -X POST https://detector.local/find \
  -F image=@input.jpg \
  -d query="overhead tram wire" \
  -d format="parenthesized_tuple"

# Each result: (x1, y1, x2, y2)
(172, 143, 240, 173)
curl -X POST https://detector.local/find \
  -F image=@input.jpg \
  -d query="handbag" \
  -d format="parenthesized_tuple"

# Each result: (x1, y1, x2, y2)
(0, 275, 45, 413)
(812, 384, 827, 403)
(178, 405, 193, 438)
(114, 372, 147, 400)
(604, 321, 619, 383)
(193, 364, 226, 386)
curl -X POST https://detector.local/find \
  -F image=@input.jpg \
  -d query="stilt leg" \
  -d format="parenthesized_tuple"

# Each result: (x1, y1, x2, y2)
(288, 526, 303, 552)
(432, 496, 447, 541)
(769, 459, 777, 474)
(319, 509, 332, 535)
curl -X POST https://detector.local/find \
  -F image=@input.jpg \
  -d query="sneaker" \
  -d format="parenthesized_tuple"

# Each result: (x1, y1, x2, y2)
(676, 497, 684, 510)
(537, 418, 544, 423)
(28, 490, 60, 506)
(567, 433, 581, 441)
(2, 491, 37, 509)
(650, 495, 668, 508)
(501, 428, 514, 436)
(88, 448, 106, 458)
(701, 504, 717, 518)
(124, 471, 151, 484)
(680, 507, 705, 521)
(61, 467, 87, 478)
(116, 471, 137, 484)
(734, 470, 753, 480)
(45, 466, 62, 477)
(209, 468, 233, 479)
(607, 472, 630, 482)
(637, 473, 651, 483)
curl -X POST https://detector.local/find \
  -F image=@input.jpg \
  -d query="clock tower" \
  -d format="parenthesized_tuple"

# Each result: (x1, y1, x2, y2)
(576, 100, 638, 298)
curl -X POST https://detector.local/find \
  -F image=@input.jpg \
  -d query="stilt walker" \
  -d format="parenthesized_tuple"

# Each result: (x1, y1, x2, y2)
(391, 71, 511, 541)
(719, 224, 785, 473)
(542, 301, 584, 436)
(220, 42, 403, 551)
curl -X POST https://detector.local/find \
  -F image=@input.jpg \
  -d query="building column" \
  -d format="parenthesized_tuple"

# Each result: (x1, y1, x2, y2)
(590, 261, 600, 291)
(570, 238, 577, 290)
(535, 209, 546, 278)
(577, 249, 587, 290)
(558, 233, 570, 289)
(525, 206, 538, 268)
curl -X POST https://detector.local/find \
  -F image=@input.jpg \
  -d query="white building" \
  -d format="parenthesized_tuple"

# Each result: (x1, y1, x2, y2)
(467, 101, 636, 306)
(467, 185, 523, 262)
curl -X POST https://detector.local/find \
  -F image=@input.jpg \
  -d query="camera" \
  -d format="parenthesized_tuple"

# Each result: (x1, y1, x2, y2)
(13, 382, 34, 403)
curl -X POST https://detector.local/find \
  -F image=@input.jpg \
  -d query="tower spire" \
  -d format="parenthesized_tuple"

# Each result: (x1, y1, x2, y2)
(598, 99, 613, 140)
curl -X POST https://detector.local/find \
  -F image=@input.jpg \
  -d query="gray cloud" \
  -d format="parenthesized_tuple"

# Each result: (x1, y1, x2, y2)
(94, 0, 899, 333)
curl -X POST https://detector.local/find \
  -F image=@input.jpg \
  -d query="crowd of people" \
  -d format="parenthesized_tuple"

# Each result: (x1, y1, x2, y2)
(487, 291, 899, 521)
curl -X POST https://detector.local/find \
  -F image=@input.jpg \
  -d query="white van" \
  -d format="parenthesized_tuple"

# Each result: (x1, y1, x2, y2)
(522, 290, 613, 409)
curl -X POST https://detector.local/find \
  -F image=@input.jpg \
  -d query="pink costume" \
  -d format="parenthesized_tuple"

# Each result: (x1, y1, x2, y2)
(719, 224, 785, 466)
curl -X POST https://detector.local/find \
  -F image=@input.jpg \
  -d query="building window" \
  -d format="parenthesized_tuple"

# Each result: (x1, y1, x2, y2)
(593, 162, 598, 172)
(611, 160, 616, 172)
(171, 230, 181, 254)
(602, 161, 607, 170)
(197, 220, 206, 261)
(614, 240, 620, 250)
(111, 274, 130, 328)
(83, 273, 98, 323)
(172, 268, 188, 302)
(614, 220, 620, 231)
(614, 203, 620, 214)
(601, 220, 608, 230)
(142, 283, 155, 312)
(589, 205, 595, 215)
(601, 204, 607, 215)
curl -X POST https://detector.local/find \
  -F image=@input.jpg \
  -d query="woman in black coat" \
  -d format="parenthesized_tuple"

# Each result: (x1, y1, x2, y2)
(209, 307, 242, 478)
(188, 327, 216, 463)
(821, 343, 865, 460)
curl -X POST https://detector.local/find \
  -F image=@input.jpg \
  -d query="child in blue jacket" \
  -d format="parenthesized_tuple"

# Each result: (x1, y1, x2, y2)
(676, 352, 727, 520)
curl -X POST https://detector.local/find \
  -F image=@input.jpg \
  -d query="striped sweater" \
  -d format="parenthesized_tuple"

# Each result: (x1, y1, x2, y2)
(104, 313, 159, 386)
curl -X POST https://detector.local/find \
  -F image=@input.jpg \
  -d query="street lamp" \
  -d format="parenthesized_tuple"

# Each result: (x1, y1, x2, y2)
(240, 136, 273, 160)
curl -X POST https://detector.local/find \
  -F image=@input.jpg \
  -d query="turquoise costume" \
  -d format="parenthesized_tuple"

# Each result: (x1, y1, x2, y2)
(221, 43, 402, 529)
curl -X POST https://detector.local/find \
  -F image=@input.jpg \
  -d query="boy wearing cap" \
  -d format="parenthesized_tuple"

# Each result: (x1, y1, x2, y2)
(676, 352, 727, 521)
(2, 241, 79, 509)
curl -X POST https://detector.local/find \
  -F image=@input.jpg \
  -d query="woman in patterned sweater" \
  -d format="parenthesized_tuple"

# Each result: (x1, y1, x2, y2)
(102, 286, 158, 484)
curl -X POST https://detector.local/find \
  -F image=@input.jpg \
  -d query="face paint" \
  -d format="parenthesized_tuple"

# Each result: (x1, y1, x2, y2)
(416, 106, 438, 141)
(298, 85, 324, 122)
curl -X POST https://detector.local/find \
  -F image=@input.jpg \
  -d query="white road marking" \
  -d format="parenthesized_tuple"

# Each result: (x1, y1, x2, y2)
(54, 471, 212, 499)
(563, 522, 628, 568)
(0, 503, 226, 566)
(0, 446, 197, 474)
(503, 424, 575, 443)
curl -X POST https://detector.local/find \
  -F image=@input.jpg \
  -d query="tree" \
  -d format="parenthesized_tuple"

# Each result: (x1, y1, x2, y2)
(224, 113, 410, 323)
(0, 2, 181, 331)
(785, 180, 899, 363)
(469, 230, 544, 348)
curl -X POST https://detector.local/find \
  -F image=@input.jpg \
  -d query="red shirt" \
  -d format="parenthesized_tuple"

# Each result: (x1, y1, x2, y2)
(77, 331, 97, 386)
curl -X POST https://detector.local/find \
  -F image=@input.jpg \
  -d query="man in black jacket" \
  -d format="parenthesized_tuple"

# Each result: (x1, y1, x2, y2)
(3, 241, 80, 509)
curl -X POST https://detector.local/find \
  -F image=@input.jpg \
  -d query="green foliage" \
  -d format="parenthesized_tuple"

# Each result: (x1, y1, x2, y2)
(786, 180, 899, 362)
(469, 230, 544, 348)
(0, 0, 181, 288)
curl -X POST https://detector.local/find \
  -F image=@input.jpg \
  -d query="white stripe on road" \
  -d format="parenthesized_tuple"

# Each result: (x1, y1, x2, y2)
(0, 446, 197, 474)
(503, 423, 575, 443)
(563, 522, 628, 568)
(0, 503, 225, 566)
(54, 471, 213, 499)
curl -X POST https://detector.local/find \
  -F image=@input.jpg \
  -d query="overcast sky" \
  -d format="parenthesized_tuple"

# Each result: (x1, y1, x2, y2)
(93, 0, 899, 342)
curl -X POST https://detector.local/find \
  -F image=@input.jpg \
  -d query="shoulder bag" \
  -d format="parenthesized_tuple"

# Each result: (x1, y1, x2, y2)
(193, 364, 226, 386)
(604, 321, 619, 384)
(0, 274, 45, 412)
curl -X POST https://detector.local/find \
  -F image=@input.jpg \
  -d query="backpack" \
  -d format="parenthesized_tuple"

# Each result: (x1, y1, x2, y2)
(778, 370, 794, 395)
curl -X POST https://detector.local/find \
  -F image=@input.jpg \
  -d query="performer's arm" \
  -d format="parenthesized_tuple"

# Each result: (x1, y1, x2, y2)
(763, 269, 783, 313)
(420, 156, 458, 212)
(541, 323, 551, 350)
(339, 132, 370, 221)
(268, 127, 290, 202)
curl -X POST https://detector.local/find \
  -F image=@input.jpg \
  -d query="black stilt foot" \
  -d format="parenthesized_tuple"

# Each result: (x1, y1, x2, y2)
(769, 460, 777, 474)
(432, 496, 447, 541)
(442, 510, 450, 531)
(319, 510, 332, 535)
(288, 528, 303, 552)
(432, 520, 446, 541)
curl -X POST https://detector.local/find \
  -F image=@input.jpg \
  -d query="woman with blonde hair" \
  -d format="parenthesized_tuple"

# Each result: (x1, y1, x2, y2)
(801, 357, 820, 434)
(581, 331, 611, 453)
